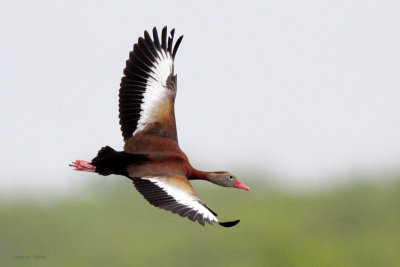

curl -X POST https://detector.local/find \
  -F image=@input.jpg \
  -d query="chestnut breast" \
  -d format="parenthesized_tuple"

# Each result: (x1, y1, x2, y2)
(124, 132, 191, 178)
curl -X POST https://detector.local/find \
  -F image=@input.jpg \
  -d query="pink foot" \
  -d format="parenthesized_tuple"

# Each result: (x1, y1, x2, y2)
(70, 160, 96, 172)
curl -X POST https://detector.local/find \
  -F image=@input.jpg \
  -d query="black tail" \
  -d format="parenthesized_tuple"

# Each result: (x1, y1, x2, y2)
(91, 146, 147, 176)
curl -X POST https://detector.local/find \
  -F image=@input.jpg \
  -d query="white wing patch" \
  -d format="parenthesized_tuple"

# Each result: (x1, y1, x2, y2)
(119, 27, 183, 141)
(144, 177, 219, 225)
(133, 51, 174, 136)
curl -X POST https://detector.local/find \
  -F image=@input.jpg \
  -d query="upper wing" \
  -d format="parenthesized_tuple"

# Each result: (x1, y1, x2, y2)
(132, 175, 239, 227)
(119, 27, 183, 142)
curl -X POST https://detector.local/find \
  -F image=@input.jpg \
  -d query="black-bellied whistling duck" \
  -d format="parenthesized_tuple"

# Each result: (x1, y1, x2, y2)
(70, 27, 249, 227)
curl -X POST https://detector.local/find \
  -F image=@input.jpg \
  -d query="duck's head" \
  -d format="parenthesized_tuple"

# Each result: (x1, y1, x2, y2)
(209, 171, 250, 190)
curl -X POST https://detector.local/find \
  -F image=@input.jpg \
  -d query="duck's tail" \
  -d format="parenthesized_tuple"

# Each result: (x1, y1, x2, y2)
(70, 146, 147, 177)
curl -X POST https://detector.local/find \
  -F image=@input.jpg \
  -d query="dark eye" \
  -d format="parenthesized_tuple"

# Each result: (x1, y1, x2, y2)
(229, 175, 234, 179)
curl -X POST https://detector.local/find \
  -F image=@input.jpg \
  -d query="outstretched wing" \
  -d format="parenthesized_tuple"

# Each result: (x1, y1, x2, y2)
(119, 27, 183, 142)
(132, 175, 239, 227)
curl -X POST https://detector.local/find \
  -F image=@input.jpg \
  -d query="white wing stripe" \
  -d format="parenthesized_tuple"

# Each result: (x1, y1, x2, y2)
(132, 51, 173, 136)
(145, 178, 219, 224)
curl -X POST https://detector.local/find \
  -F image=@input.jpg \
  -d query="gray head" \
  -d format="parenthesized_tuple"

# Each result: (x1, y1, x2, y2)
(208, 171, 250, 190)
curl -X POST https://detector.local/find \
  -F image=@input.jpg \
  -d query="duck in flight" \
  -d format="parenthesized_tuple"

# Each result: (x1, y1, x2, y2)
(70, 27, 249, 227)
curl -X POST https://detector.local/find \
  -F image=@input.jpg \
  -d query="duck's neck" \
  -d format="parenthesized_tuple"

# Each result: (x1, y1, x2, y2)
(188, 167, 212, 181)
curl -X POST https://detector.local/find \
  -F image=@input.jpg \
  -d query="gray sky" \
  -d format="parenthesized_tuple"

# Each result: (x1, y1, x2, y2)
(1, 0, 399, 195)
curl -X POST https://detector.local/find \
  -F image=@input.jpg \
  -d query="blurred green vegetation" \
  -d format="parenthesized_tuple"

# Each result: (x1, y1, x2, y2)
(1, 178, 400, 267)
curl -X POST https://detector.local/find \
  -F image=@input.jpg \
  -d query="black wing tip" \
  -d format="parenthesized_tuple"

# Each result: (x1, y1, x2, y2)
(172, 35, 183, 59)
(152, 26, 183, 59)
(219, 220, 240, 228)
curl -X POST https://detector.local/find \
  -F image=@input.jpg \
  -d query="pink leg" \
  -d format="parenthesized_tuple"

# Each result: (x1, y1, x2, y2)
(70, 160, 96, 172)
